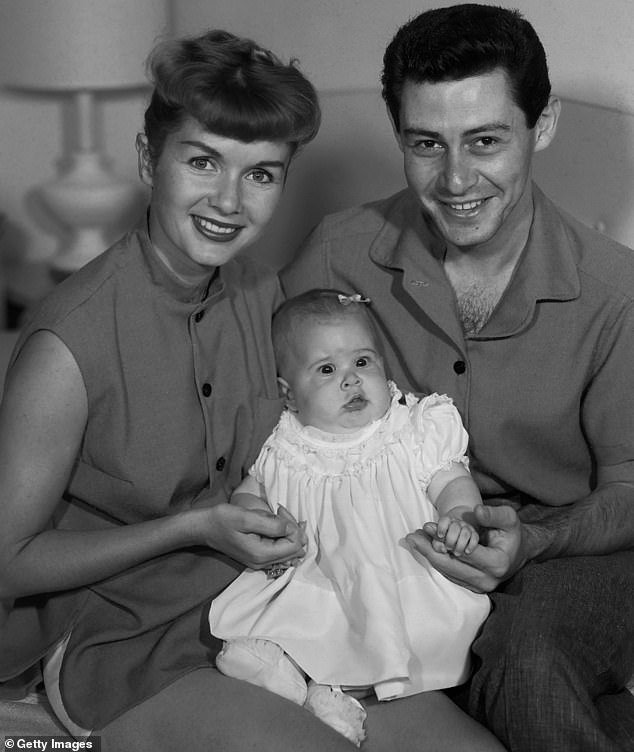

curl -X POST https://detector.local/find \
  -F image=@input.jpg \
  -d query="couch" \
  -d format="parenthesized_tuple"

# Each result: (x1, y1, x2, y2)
(2, 86, 634, 738)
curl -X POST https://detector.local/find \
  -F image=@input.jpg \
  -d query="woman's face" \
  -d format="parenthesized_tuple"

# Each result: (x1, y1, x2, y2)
(137, 117, 291, 282)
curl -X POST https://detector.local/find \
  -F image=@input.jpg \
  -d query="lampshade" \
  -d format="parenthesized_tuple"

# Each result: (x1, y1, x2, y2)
(0, 0, 170, 275)
(0, 0, 168, 91)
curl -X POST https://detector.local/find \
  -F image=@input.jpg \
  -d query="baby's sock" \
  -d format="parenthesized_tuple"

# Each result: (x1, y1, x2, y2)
(216, 638, 307, 705)
(304, 680, 367, 747)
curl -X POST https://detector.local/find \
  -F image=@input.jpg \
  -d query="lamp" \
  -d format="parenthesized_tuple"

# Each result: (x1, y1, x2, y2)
(0, 0, 169, 275)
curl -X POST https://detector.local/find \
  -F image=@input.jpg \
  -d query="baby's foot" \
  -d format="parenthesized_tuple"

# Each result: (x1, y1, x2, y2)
(216, 638, 307, 705)
(304, 681, 367, 747)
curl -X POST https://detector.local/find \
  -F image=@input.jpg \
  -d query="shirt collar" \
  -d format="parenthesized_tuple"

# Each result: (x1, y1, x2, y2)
(478, 184, 580, 338)
(368, 184, 580, 340)
(138, 223, 225, 306)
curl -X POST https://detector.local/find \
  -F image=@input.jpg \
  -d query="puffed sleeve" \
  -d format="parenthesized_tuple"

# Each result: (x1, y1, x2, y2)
(410, 393, 470, 490)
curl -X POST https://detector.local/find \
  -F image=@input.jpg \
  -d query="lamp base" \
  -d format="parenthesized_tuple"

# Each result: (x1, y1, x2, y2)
(38, 151, 142, 275)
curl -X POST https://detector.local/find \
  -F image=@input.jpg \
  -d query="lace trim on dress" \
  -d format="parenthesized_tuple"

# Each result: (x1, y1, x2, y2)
(416, 455, 470, 493)
(252, 384, 468, 483)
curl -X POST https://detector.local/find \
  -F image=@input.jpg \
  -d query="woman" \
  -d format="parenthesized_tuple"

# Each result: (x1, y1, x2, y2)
(0, 30, 504, 752)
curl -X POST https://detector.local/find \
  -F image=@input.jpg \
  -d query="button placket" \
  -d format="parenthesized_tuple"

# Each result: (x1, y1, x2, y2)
(191, 308, 213, 398)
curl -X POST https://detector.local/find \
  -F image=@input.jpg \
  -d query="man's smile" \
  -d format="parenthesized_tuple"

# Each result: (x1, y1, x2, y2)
(440, 198, 488, 216)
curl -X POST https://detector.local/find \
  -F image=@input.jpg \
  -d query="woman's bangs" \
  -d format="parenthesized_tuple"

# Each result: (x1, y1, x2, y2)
(193, 89, 294, 143)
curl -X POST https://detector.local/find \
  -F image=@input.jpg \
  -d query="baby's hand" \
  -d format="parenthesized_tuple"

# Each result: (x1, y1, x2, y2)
(429, 513, 479, 557)
(276, 505, 308, 552)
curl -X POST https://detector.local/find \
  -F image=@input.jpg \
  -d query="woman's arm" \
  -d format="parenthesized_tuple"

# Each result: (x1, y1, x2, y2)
(0, 332, 305, 599)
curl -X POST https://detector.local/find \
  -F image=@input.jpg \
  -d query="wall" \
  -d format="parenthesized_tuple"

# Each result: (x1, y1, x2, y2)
(246, 88, 634, 271)
(175, 0, 634, 113)
(0, 92, 150, 258)
(176, 0, 634, 259)
(1, 0, 633, 278)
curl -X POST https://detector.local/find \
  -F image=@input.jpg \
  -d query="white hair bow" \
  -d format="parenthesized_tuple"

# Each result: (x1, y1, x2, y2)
(337, 293, 371, 306)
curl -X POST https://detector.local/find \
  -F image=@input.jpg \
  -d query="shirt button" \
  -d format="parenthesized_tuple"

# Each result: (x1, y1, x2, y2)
(216, 457, 226, 471)
(453, 360, 467, 374)
(202, 383, 212, 397)
(194, 310, 205, 323)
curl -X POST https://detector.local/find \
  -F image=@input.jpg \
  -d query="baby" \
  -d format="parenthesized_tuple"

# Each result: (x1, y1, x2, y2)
(209, 289, 490, 745)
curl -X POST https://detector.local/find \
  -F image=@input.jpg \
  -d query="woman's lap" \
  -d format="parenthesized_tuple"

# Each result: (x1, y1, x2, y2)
(95, 668, 351, 752)
(95, 667, 505, 752)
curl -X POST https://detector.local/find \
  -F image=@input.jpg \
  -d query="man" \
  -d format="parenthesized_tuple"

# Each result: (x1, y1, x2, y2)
(282, 5, 634, 751)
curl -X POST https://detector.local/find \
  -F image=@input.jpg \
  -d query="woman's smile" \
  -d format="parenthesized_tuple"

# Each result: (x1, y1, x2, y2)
(191, 214, 244, 243)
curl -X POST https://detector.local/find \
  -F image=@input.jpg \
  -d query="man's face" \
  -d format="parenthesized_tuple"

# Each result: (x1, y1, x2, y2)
(393, 68, 555, 251)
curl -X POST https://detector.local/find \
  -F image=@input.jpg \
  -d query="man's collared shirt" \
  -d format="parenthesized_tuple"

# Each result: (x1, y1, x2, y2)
(283, 185, 634, 505)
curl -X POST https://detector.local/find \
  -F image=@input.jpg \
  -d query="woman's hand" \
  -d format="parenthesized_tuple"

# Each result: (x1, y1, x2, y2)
(192, 503, 307, 570)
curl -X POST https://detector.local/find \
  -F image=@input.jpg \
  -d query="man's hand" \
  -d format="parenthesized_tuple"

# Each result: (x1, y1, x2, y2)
(406, 504, 527, 593)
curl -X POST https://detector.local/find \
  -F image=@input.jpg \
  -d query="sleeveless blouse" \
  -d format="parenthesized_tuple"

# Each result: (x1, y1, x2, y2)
(0, 229, 283, 729)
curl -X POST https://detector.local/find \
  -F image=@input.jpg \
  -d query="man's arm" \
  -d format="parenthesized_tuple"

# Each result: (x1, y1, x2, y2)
(520, 474, 634, 561)
(408, 472, 634, 593)
(410, 298, 634, 592)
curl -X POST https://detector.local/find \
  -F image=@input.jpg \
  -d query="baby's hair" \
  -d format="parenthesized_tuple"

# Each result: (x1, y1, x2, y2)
(273, 289, 379, 378)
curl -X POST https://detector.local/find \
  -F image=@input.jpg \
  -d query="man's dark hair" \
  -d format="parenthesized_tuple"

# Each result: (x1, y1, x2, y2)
(382, 4, 551, 130)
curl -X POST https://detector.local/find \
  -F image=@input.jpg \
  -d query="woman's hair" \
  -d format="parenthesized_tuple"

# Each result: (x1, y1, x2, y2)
(382, 4, 551, 130)
(143, 29, 321, 166)
(272, 289, 379, 378)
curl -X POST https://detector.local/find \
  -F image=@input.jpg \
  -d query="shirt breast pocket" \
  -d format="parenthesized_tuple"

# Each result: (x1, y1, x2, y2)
(64, 460, 141, 524)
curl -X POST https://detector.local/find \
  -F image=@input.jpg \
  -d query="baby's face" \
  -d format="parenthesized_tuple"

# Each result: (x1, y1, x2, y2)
(280, 315, 391, 434)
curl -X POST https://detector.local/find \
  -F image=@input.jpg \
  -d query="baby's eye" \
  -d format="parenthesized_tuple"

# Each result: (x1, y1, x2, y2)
(355, 357, 369, 368)
(318, 364, 335, 375)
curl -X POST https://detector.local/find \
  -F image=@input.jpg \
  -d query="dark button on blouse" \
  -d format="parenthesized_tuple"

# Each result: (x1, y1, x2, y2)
(201, 383, 212, 397)
(194, 310, 205, 323)
(453, 360, 467, 375)
(216, 457, 226, 471)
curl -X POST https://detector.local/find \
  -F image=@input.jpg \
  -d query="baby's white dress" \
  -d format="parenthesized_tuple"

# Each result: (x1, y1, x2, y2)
(210, 385, 490, 700)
